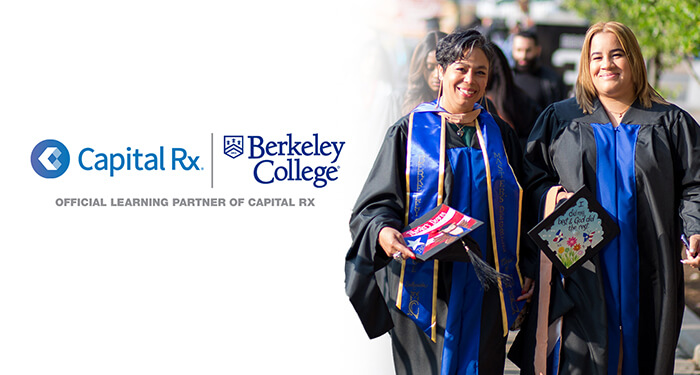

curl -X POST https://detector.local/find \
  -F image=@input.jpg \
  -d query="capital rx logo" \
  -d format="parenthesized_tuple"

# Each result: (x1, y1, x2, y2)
(31, 139, 70, 178)
(224, 136, 244, 159)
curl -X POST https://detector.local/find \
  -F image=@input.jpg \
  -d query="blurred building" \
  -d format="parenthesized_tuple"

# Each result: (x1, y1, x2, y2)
(658, 59, 700, 120)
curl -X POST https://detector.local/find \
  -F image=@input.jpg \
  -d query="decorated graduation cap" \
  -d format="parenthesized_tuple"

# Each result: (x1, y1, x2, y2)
(528, 186, 620, 277)
(402, 204, 508, 289)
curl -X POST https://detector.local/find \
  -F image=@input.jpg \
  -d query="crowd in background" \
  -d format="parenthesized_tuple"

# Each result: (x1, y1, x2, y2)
(365, 16, 570, 146)
(348, 12, 700, 374)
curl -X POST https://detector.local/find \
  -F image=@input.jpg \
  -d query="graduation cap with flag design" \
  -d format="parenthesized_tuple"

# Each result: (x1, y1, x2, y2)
(402, 204, 508, 289)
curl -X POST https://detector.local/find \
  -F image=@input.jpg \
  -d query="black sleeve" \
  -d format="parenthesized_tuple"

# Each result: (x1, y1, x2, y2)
(518, 105, 565, 278)
(523, 104, 563, 216)
(673, 108, 700, 237)
(344, 116, 409, 339)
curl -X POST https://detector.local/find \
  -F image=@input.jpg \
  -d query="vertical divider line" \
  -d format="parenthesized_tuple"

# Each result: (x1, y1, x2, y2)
(211, 133, 214, 188)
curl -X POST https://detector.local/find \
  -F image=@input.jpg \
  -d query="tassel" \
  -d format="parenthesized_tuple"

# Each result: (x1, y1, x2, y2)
(461, 239, 511, 290)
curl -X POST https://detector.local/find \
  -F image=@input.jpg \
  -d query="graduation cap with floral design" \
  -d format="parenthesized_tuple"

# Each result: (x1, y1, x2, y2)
(528, 186, 620, 277)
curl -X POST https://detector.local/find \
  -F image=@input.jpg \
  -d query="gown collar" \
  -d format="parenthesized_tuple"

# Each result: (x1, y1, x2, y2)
(591, 97, 642, 125)
(413, 99, 485, 115)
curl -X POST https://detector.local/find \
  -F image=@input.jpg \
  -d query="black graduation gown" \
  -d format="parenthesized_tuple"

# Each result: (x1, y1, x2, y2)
(508, 98, 700, 375)
(344, 112, 530, 375)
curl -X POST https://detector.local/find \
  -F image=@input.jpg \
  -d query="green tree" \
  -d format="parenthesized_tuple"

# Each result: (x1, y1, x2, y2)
(562, 0, 700, 86)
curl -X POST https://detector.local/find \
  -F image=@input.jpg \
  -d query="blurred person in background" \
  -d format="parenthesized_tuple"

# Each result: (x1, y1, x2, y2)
(508, 21, 700, 375)
(402, 30, 447, 114)
(511, 29, 568, 114)
(485, 42, 539, 149)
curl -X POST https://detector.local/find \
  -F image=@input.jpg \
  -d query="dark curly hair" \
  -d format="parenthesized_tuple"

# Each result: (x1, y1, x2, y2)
(436, 28, 494, 71)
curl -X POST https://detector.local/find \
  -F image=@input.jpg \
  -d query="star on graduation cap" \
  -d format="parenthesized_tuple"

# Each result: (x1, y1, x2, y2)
(407, 238, 425, 251)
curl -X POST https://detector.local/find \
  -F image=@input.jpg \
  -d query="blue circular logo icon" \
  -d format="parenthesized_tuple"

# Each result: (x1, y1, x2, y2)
(31, 139, 70, 178)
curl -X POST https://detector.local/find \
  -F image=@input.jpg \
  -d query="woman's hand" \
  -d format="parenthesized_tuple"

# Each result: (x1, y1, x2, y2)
(378, 226, 415, 260)
(682, 234, 700, 268)
(517, 277, 535, 302)
(556, 189, 574, 205)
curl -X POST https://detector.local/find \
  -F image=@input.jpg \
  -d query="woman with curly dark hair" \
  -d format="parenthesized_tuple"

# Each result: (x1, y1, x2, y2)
(347, 28, 532, 375)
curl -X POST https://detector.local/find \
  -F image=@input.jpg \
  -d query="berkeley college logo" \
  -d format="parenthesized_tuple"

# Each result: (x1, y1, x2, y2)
(31, 139, 70, 178)
(224, 136, 244, 159)
(222, 133, 344, 188)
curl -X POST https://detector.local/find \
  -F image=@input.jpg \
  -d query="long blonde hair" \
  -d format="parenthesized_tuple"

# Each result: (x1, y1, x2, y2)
(575, 21, 667, 114)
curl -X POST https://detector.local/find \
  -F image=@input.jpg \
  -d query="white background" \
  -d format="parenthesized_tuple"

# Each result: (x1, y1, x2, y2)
(2, 1, 396, 373)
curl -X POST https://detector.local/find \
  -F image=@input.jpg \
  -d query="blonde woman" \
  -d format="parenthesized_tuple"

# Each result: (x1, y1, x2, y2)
(509, 21, 700, 375)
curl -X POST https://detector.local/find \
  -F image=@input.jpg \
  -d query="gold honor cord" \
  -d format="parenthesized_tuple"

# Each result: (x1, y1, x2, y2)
(397, 113, 415, 310)
(515, 189, 524, 286)
(436, 116, 446, 206)
(474, 120, 509, 337)
(404, 113, 414, 228)
(514, 175, 524, 287)
(430, 116, 446, 342)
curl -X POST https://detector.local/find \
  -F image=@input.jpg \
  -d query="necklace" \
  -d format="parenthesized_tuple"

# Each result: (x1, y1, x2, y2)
(456, 122, 474, 137)
(439, 109, 481, 137)
(607, 105, 630, 120)
(610, 109, 626, 119)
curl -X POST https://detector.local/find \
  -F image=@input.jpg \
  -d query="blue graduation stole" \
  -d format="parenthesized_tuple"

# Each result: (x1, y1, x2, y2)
(592, 122, 640, 375)
(396, 100, 524, 343)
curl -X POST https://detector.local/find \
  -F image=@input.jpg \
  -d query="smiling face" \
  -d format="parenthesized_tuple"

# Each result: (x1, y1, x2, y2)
(438, 47, 489, 113)
(423, 50, 440, 94)
(589, 31, 635, 101)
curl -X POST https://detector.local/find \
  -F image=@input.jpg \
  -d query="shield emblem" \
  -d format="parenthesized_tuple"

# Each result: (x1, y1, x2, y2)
(224, 136, 244, 159)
